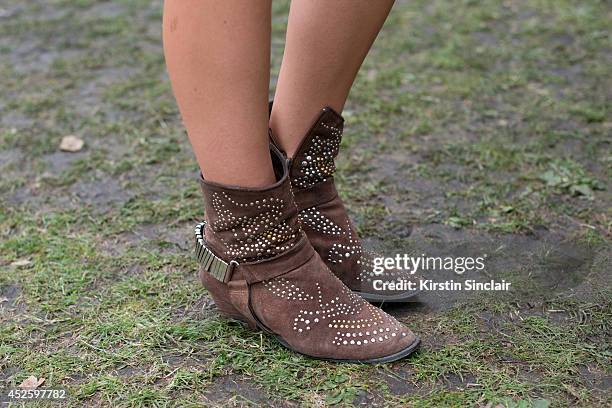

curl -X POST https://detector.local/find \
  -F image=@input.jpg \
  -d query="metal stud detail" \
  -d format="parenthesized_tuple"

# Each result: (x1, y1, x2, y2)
(209, 192, 298, 262)
(298, 207, 344, 236)
(292, 122, 342, 189)
(262, 273, 407, 345)
(327, 219, 361, 266)
(263, 278, 314, 301)
(321, 217, 410, 284)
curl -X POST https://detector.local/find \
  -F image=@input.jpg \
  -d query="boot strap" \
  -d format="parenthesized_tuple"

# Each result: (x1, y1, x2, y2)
(194, 221, 238, 283)
(194, 223, 270, 332)
(196, 221, 315, 284)
(227, 281, 259, 329)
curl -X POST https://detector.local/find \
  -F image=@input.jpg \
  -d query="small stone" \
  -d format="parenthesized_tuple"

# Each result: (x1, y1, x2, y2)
(59, 135, 84, 152)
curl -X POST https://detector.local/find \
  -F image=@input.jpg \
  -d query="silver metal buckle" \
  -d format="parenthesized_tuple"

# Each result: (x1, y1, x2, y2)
(194, 221, 238, 283)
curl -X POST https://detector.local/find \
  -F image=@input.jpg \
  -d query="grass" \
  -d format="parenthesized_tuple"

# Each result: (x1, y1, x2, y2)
(1, 0, 611, 406)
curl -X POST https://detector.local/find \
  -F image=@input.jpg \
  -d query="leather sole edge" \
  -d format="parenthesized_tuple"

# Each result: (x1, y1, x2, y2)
(275, 335, 421, 364)
(355, 289, 421, 303)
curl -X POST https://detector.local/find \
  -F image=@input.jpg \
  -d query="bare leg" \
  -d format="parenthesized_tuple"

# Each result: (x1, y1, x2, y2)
(163, 0, 274, 187)
(270, 0, 395, 157)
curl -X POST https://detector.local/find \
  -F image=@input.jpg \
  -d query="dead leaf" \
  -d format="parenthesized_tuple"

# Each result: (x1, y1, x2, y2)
(11, 259, 32, 267)
(59, 135, 84, 152)
(18, 376, 45, 389)
(0, 297, 8, 303)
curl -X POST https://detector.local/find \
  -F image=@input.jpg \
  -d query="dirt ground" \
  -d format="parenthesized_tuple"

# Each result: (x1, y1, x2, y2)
(1, 0, 610, 406)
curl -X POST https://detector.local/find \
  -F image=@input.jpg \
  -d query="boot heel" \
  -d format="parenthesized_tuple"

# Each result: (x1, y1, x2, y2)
(199, 268, 243, 320)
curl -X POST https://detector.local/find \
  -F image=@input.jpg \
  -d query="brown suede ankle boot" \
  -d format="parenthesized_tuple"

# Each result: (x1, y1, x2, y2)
(272, 107, 420, 303)
(194, 146, 420, 362)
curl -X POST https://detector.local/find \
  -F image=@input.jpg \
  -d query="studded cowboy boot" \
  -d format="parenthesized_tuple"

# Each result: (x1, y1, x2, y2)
(271, 106, 420, 303)
(194, 145, 420, 362)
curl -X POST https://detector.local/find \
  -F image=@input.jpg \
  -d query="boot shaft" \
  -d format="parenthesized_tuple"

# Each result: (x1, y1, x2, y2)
(199, 146, 301, 263)
(289, 107, 344, 190)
